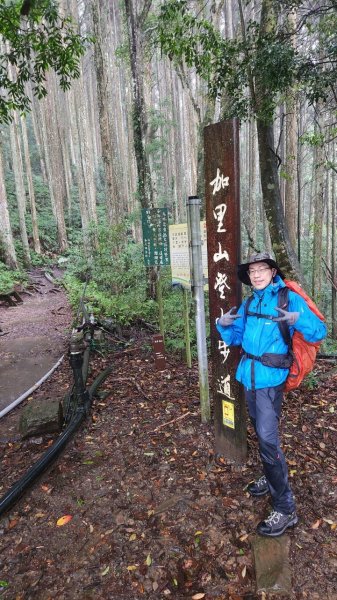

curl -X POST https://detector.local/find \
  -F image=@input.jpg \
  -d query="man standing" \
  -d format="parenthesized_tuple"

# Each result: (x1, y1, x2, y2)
(216, 252, 327, 537)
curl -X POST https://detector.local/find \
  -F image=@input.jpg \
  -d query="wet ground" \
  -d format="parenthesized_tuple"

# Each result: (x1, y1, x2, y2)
(0, 268, 72, 412)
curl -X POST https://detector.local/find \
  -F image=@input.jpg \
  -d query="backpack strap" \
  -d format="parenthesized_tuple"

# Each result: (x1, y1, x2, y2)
(244, 295, 274, 321)
(245, 289, 291, 327)
(276, 287, 291, 347)
(244, 295, 254, 321)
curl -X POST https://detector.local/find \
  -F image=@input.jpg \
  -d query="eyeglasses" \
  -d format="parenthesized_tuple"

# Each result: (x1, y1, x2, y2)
(248, 267, 272, 276)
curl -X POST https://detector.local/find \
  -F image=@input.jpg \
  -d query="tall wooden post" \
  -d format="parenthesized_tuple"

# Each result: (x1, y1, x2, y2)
(205, 119, 247, 463)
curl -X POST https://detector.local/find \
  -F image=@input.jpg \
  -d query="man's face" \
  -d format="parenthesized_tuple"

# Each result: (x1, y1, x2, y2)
(247, 261, 275, 290)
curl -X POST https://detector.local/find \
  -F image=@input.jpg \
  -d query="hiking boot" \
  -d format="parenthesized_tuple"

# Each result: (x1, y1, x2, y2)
(246, 475, 269, 497)
(257, 510, 298, 537)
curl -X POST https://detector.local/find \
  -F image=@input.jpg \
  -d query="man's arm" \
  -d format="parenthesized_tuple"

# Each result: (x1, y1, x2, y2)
(288, 292, 327, 343)
(216, 302, 245, 346)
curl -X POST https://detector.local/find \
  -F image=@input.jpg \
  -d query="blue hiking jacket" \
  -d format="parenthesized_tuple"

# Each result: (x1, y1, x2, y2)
(216, 276, 327, 391)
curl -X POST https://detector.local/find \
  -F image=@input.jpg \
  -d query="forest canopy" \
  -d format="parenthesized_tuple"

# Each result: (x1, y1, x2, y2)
(157, 0, 337, 124)
(0, 0, 88, 123)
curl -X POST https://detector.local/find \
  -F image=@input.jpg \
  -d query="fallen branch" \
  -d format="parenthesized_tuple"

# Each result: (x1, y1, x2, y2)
(133, 381, 151, 400)
(44, 272, 56, 284)
(150, 411, 192, 433)
(109, 348, 139, 358)
(297, 451, 321, 465)
(111, 375, 150, 400)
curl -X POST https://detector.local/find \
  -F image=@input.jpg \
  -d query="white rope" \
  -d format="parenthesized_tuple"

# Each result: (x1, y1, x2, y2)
(0, 354, 64, 420)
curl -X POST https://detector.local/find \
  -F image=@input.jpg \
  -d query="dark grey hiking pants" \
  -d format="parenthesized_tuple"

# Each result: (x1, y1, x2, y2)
(245, 384, 296, 515)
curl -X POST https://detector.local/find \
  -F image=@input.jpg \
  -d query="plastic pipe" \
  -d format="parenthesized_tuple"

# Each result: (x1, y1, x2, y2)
(0, 355, 64, 420)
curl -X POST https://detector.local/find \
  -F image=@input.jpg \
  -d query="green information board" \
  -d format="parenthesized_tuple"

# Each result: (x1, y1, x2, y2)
(141, 208, 170, 266)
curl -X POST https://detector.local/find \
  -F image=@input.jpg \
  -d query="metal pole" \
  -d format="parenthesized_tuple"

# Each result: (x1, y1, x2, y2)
(183, 287, 192, 368)
(157, 272, 164, 337)
(187, 195, 210, 423)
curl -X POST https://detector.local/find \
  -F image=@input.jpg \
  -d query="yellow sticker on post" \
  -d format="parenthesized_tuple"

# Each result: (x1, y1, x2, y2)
(222, 400, 235, 429)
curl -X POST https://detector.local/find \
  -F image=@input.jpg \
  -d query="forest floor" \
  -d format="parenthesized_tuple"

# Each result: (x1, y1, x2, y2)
(0, 274, 337, 600)
(0, 267, 71, 412)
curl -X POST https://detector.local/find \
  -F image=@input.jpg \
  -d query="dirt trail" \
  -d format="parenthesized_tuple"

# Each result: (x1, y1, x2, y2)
(0, 268, 72, 412)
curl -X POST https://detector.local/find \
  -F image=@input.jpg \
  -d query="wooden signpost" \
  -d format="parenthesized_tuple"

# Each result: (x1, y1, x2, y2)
(152, 334, 167, 371)
(204, 119, 247, 463)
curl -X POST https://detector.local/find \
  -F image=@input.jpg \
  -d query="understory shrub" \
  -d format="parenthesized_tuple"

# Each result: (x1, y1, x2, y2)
(63, 223, 156, 326)
(0, 262, 27, 294)
(62, 222, 207, 358)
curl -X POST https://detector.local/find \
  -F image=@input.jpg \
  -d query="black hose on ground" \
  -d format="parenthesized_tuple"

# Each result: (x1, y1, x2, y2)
(0, 326, 112, 519)
(0, 408, 86, 518)
(88, 366, 113, 399)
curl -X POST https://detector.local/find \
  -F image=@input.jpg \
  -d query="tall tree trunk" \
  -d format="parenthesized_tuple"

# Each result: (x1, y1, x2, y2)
(246, 118, 258, 251)
(255, 120, 304, 282)
(0, 139, 17, 269)
(296, 97, 304, 262)
(21, 115, 41, 254)
(10, 111, 31, 267)
(284, 97, 298, 253)
(124, 0, 154, 209)
(254, 0, 304, 284)
(28, 83, 48, 182)
(284, 10, 298, 253)
(311, 104, 326, 302)
(5, 47, 30, 265)
(278, 103, 285, 208)
(91, 0, 121, 225)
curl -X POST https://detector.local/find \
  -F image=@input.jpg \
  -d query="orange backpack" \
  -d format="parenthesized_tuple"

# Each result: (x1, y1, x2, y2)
(244, 280, 325, 391)
(280, 280, 325, 391)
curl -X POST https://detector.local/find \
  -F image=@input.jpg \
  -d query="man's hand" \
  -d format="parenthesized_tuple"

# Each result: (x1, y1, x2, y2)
(218, 307, 241, 327)
(274, 307, 299, 325)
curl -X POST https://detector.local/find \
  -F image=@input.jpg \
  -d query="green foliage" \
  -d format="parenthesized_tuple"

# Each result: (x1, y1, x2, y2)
(320, 336, 337, 355)
(161, 278, 208, 358)
(63, 222, 157, 326)
(0, 0, 91, 124)
(156, 0, 296, 122)
(29, 250, 53, 267)
(302, 370, 319, 390)
(156, 0, 337, 123)
(300, 131, 325, 147)
(62, 222, 208, 359)
(0, 261, 27, 294)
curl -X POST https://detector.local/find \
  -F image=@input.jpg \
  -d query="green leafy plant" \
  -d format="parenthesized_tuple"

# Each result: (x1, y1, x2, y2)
(302, 371, 319, 390)
(64, 222, 156, 326)
(0, 262, 27, 294)
(62, 221, 209, 359)
(0, 0, 91, 124)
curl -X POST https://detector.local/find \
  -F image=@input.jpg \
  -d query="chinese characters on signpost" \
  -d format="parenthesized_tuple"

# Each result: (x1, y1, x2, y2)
(141, 208, 170, 370)
(205, 120, 247, 463)
(169, 222, 208, 288)
(141, 208, 170, 267)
